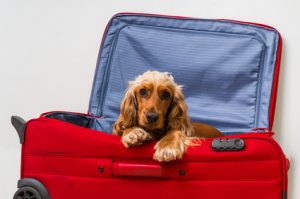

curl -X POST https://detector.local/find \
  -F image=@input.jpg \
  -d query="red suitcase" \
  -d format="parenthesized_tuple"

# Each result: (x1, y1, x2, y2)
(12, 13, 288, 199)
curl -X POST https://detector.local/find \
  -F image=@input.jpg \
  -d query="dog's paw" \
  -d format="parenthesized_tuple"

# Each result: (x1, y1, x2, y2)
(153, 143, 184, 162)
(122, 128, 152, 148)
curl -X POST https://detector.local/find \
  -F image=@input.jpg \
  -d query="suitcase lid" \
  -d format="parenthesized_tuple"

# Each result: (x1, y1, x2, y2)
(88, 13, 282, 135)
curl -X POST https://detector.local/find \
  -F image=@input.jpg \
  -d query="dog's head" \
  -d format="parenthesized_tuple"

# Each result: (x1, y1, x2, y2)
(113, 71, 192, 137)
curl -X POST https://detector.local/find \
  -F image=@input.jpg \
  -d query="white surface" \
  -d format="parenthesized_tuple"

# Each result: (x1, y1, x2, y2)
(0, 0, 299, 198)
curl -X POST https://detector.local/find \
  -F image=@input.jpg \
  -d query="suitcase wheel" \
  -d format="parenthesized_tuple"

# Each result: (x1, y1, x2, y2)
(14, 178, 50, 199)
(13, 186, 41, 199)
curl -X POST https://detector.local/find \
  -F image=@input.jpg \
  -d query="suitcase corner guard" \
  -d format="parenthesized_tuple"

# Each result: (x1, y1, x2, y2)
(11, 115, 26, 144)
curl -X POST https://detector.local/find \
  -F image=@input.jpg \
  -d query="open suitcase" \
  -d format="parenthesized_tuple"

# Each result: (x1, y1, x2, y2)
(11, 13, 288, 199)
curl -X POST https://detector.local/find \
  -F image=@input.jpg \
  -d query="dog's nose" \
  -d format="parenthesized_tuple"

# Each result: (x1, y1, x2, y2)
(146, 112, 159, 123)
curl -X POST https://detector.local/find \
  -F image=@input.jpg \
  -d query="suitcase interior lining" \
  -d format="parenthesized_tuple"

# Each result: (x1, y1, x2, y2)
(86, 15, 279, 135)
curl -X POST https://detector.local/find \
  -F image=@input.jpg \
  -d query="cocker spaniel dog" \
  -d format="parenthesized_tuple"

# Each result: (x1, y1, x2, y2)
(113, 71, 223, 162)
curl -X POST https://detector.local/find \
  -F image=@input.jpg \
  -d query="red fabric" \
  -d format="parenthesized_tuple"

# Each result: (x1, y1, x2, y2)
(21, 117, 288, 199)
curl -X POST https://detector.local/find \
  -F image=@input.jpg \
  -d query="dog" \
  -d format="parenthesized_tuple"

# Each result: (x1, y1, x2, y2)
(113, 71, 223, 162)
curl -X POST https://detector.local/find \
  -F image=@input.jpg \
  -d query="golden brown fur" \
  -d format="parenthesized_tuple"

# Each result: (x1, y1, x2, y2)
(113, 71, 223, 162)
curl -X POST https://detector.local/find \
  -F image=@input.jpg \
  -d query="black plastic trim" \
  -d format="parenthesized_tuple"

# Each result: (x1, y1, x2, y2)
(14, 186, 41, 199)
(11, 115, 26, 144)
(212, 138, 245, 151)
(282, 190, 287, 199)
(18, 178, 51, 199)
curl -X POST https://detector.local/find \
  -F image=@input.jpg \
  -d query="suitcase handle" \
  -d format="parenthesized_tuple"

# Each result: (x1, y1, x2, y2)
(112, 160, 170, 178)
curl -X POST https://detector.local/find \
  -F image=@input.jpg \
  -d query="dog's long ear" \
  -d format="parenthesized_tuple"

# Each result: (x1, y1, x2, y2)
(167, 86, 193, 136)
(112, 86, 137, 136)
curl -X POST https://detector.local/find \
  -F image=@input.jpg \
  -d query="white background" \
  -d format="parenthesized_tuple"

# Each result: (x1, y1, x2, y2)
(0, 0, 299, 198)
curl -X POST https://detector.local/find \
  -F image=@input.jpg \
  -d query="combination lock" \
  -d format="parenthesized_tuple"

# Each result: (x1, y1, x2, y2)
(212, 138, 245, 151)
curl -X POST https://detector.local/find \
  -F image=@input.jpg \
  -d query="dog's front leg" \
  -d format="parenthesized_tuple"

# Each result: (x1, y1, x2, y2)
(122, 127, 153, 148)
(153, 130, 188, 162)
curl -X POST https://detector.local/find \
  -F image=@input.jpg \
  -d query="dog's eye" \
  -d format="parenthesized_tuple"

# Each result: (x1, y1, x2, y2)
(161, 91, 170, 100)
(139, 88, 147, 97)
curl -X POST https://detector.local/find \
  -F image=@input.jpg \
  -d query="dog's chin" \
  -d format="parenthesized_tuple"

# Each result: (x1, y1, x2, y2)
(139, 121, 164, 132)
